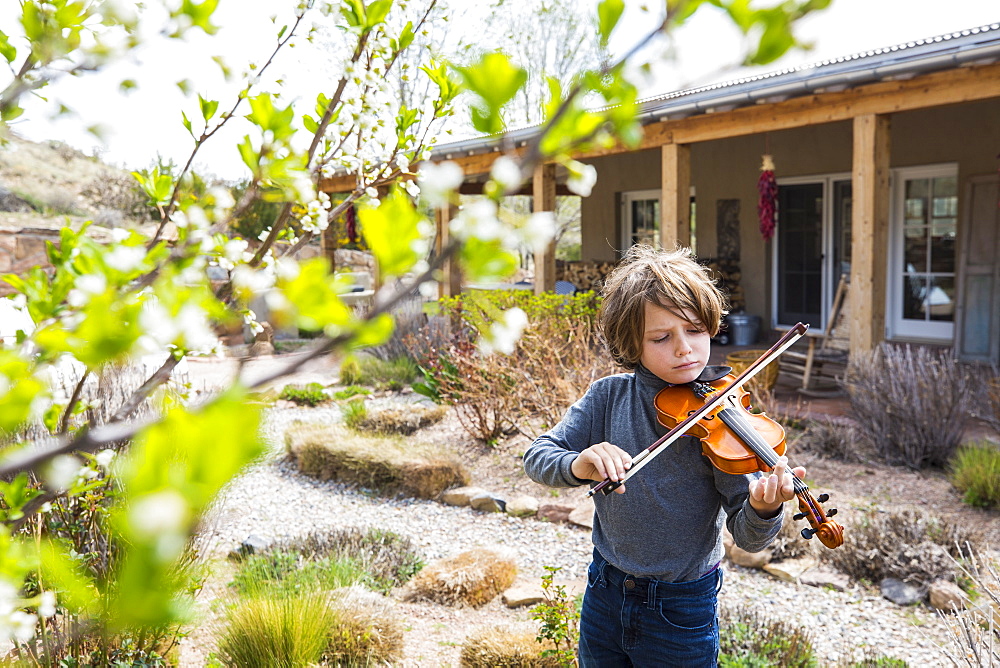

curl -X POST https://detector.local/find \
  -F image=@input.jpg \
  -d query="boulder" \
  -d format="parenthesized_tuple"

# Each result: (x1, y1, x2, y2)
(799, 566, 851, 592)
(763, 556, 817, 583)
(505, 495, 539, 518)
(502, 584, 544, 608)
(537, 502, 575, 523)
(928, 579, 967, 612)
(470, 492, 506, 513)
(728, 545, 772, 569)
(440, 486, 489, 507)
(568, 496, 595, 529)
(228, 534, 270, 561)
(880, 577, 926, 606)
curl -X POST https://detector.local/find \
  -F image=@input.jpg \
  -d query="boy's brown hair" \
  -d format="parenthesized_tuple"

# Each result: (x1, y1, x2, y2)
(598, 245, 728, 369)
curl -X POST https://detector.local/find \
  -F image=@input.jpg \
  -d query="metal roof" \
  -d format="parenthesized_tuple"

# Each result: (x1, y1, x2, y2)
(433, 22, 1000, 158)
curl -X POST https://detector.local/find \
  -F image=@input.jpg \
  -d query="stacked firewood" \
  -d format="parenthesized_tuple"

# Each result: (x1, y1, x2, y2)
(701, 258, 745, 313)
(556, 259, 616, 293)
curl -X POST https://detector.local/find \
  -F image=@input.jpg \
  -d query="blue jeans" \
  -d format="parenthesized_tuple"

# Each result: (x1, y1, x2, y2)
(579, 550, 722, 667)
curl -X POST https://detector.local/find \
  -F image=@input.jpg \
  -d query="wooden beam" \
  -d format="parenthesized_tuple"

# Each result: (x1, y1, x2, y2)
(436, 203, 461, 298)
(661, 143, 691, 249)
(458, 182, 576, 197)
(533, 163, 557, 295)
(850, 113, 891, 359)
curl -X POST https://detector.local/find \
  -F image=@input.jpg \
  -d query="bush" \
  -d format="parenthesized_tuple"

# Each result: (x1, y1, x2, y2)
(948, 441, 1000, 508)
(339, 354, 420, 390)
(798, 418, 868, 463)
(404, 549, 517, 607)
(285, 422, 468, 498)
(343, 400, 448, 435)
(279, 382, 329, 406)
(409, 290, 615, 443)
(826, 506, 981, 587)
(718, 605, 816, 667)
(460, 624, 562, 668)
(216, 592, 338, 667)
(231, 550, 367, 598)
(270, 528, 424, 593)
(845, 344, 978, 469)
(324, 586, 405, 666)
(937, 546, 1000, 667)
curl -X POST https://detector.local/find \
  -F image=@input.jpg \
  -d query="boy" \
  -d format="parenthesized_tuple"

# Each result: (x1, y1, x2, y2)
(523, 245, 803, 667)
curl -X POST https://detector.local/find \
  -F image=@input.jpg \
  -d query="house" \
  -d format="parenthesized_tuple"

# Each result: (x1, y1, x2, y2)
(321, 23, 1000, 366)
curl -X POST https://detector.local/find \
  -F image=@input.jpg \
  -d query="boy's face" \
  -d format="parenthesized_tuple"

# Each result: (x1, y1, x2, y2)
(639, 301, 711, 385)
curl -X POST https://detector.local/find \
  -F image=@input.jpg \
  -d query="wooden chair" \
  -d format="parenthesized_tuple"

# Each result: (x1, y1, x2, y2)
(778, 274, 850, 396)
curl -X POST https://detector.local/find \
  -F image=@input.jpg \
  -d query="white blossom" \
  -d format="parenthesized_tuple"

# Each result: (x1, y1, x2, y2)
(403, 180, 420, 199)
(521, 212, 557, 253)
(208, 186, 235, 211)
(128, 490, 190, 560)
(417, 161, 464, 207)
(110, 228, 130, 243)
(104, 245, 146, 273)
(44, 455, 82, 492)
(365, 186, 379, 200)
(566, 160, 598, 197)
(95, 449, 116, 469)
(450, 199, 507, 244)
(479, 307, 528, 355)
(223, 239, 249, 263)
(490, 156, 522, 193)
(38, 592, 56, 618)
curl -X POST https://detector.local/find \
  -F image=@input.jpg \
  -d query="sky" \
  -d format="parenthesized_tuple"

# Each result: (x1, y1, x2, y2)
(5, 0, 999, 180)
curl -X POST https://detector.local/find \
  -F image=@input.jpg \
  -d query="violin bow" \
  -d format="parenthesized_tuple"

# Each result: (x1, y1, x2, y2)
(587, 322, 809, 497)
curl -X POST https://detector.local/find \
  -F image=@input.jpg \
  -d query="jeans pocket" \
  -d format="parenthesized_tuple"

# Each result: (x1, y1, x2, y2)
(586, 559, 600, 588)
(657, 591, 717, 631)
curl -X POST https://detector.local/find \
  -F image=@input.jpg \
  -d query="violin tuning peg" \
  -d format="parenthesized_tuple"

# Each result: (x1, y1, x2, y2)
(826, 508, 838, 517)
(817, 493, 830, 503)
(801, 527, 817, 540)
(792, 512, 807, 521)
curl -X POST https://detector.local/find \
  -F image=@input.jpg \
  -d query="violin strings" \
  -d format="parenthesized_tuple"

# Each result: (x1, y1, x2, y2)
(717, 407, 811, 494)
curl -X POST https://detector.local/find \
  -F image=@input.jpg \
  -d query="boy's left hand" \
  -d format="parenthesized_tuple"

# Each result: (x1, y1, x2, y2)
(747, 456, 805, 519)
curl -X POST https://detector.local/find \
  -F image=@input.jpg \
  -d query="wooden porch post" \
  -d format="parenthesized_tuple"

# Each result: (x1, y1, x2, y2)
(661, 143, 691, 249)
(435, 203, 461, 298)
(533, 163, 557, 295)
(850, 114, 891, 361)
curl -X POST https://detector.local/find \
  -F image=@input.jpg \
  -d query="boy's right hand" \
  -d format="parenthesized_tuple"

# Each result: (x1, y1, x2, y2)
(572, 442, 632, 494)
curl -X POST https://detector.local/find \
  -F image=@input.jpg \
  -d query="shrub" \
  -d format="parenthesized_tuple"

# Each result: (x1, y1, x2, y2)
(532, 566, 579, 667)
(972, 372, 1000, 436)
(285, 422, 468, 498)
(798, 418, 868, 463)
(409, 290, 615, 442)
(271, 528, 424, 593)
(339, 353, 420, 390)
(937, 545, 1000, 667)
(279, 382, 329, 406)
(404, 549, 517, 607)
(845, 344, 977, 469)
(718, 605, 816, 667)
(768, 506, 820, 561)
(216, 592, 337, 667)
(325, 586, 405, 666)
(826, 506, 981, 587)
(460, 624, 562, 668)
(333, 385, 370, 400)
(344, 401, 448, 435)
(231, 550, 367, 598)
(948, 441, 1000, 508)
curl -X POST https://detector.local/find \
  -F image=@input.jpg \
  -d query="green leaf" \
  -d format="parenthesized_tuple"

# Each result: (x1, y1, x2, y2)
(453, 53, 527, 135)
(0, 30, 16, 63)
(366, 0, 393, 28)
(276, 258, 356, 333)
(358, 187, 424, 278)
(198, 93, 219, 122)
(597, 0, 625, 45)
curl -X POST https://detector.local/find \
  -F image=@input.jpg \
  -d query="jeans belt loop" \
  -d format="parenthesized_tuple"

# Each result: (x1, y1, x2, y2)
(597, 556, 609, 588)
(716, 567, 724, 594)
(646, 580, 657, 610)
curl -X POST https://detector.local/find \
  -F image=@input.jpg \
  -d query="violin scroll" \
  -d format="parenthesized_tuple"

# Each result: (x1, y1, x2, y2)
(793, 490, 844, 549)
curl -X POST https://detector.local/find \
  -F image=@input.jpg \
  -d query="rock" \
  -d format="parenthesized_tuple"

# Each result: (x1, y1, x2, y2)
(249, 341, 275, 356)
(505, 495, 539, 517)
(537, 502, 575, 523)
(729, 545, 772, 569)
(440, 486, 489, 507)
(0, 186, 34, 213)
(722, 528, 734, 559)
(880, 578, 926, 606)
(800, 566, 851, 592)
(928, 579, 967, 612)
(470, 492, 506, 513)
(502, 584, 544, 608)
(763, 556, 817, 582)
(568, 497, 595, 529)
(228, 534, 270, 561)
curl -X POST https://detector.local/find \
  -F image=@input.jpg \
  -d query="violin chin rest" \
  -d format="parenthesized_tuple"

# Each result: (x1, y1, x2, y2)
(697, 365, 732, 383)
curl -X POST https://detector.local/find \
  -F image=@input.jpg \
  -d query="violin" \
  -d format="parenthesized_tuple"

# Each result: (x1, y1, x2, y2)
(655, 376, 844, 549)
(586, 323, 845, 549)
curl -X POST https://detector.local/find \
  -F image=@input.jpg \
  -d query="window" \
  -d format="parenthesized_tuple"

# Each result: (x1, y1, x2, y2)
(621, 190, 661, 250)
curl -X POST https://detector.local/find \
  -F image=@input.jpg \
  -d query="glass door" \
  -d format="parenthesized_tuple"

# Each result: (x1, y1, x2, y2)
(621, 190, 661, 250)
(776, 182, 824, 328)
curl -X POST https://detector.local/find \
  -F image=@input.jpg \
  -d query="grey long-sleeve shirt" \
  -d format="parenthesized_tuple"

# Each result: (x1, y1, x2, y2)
(523, 365, 783, 582)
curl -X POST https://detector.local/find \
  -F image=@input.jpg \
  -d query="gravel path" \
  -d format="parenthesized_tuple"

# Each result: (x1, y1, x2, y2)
(186, 404, 959, 667)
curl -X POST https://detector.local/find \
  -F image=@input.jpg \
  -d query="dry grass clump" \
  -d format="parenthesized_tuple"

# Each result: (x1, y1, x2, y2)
(769, 506, 819, 561)
(718, 605, 816, 667)
(403, 549, 518, 607)
(938, 546, 1000, 666)
(459, 624, 562, 668)
(845, 344, 977, 469)
(826, 506, 982, 587)
(285, 422, 468, 498)
(325, 586, 405, 666)
(798, 418, 868, 463)
(348, 402, 448, 435)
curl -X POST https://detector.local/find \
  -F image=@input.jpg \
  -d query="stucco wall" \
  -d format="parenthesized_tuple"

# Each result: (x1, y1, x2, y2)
(577, 97, 1000, 326)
